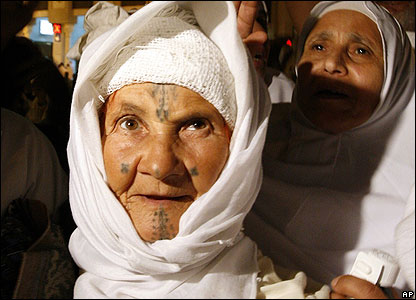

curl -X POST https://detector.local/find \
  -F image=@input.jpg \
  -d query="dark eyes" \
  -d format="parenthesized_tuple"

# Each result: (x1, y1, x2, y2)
(184, 119, 208, 131)
(120, 118, 140, 130)
(119, 117, 209, 132)
(312, 44, 324, 51)
(311, 44, 370, 56)
(356, 48, 368, 55)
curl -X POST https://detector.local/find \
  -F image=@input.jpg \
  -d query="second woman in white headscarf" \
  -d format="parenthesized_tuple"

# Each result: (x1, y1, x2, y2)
(246, 0, 415, 293)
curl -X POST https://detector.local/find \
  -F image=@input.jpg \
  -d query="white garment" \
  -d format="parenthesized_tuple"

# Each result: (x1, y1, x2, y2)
(406, 31, 415, 49)
(1, 108, 68, 217)
(267, 69, 295, 104)
(247, 0, 415, 291)
(395, 185, 415, 291)
(68, 1, 272, 298)
(94, 8, 237, 129)
(66, 1, 129, 61)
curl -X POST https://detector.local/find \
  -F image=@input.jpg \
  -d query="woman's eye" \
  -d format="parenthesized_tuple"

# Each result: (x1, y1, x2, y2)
(356, 48, 368, 55)
(312, 44, 324, 51)
(120, 118, 139, 130)
(185, 119, 207, 131)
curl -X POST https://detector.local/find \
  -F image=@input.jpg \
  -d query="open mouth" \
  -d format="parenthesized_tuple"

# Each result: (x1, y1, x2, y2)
(315, 89, 348, 99)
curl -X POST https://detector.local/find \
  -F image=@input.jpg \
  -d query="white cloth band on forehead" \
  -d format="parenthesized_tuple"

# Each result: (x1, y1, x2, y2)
(318, 1, 377, 23)
(96, 5, 237, 129)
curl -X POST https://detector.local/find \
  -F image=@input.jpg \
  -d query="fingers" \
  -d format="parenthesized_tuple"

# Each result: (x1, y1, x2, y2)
(330, 291, 347, 299)
(234, 1, 259, 39)
(242, 29, 268, 45)
(331, 275, 388, 299)
(233, 1, 241, 12)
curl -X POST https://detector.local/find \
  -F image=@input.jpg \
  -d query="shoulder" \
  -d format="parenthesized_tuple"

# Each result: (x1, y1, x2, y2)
(2, 108, 53, 148)
(1, 108, 62, 165)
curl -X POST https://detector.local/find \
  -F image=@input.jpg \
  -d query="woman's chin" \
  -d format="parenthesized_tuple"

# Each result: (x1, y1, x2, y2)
(132, 219, 180, 242)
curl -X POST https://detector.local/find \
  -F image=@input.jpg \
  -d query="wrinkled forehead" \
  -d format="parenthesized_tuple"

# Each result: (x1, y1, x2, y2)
(310, 9, 383, 50)
(315, 2, 386, 69)
(296, 2, 387, 77)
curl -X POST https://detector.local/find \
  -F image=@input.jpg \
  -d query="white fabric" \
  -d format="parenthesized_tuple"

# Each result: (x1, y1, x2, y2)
(318, 1, 377, 24)
(1, 108, 68, 217)
(247, 0, 415, 291)
(95, 6, 237, 129)
(66, 1, 129, 61)
(406, 31, 415, 49)
(256, 254, 331, 299)
(67, 1, 271, 298)
(267, 70, 295, 104)
(395, 185, 415, 291)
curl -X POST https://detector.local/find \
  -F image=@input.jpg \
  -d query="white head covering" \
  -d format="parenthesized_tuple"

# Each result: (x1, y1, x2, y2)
(248, 1, 415, 290)
(94, 6, 237, 129)
(67, 1, 271, 298)
(66, 1, 129, 61)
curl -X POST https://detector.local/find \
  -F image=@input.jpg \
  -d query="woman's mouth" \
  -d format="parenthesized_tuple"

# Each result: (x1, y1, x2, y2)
(137, 194, 192, 204)
(315, 89, 348, 99)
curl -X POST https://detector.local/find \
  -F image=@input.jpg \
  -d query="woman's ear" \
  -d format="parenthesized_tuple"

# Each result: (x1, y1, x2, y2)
(98, 101, 108, 140)
(224, 124, 232, 142)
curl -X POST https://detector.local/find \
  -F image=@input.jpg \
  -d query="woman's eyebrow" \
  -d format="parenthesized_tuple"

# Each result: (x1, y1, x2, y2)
(107, 101, 145, 120)
(119, 102, 144, 113)
(309, 31, 333, 42)
(348, 33, 377, 49)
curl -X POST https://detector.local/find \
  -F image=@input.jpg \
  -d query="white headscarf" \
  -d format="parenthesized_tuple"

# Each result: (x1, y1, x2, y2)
(67, 1, 271, 298)
(248, 1, 415, 289)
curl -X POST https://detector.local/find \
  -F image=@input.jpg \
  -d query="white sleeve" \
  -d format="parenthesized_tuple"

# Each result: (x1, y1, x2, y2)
(395, 185, 415, 291)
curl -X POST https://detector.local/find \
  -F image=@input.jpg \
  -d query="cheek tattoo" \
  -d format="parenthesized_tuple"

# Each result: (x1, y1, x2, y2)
(121, 163, 129, 174)
(190, 167, 199, 176)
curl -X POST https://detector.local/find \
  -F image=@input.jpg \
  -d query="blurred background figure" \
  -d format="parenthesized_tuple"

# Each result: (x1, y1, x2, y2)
(1, 1, 72, 172)
(1, 1, 77, 298)
(2, 35, 72, 172)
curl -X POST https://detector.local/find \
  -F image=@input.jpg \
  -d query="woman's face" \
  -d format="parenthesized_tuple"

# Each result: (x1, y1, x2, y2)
(296, 10, 384, 134)
(101, 83, 230, 242)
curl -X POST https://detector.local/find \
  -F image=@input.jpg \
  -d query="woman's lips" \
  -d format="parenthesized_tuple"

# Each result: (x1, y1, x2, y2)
(135, 195, 192, 204)
(315, 90, 348, 99)
(310, 89, 353, 111)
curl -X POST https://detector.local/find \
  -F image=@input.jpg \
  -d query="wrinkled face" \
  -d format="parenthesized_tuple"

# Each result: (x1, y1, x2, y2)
(296, 10, 384, 134)
(101, 83, 230, 242)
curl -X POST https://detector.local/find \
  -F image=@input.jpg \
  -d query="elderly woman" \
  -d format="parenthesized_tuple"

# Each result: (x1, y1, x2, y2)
(245, 1, 415, 297)
(67, 1, 331, 298)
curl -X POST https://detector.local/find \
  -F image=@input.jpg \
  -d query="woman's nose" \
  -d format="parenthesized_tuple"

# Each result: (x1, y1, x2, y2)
(323, 50, 347, 75)
(137, 134, 185, 181)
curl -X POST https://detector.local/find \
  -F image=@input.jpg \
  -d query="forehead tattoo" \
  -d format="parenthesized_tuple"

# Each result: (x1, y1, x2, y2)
(153, 85, 169, 122)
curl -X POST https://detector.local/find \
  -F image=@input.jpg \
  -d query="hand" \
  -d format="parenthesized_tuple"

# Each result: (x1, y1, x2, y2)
(330, 275, 398, 299)
(233, 1, 267, 45)
(233, 1, 268, 78)
(233, 1, 259, 40)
